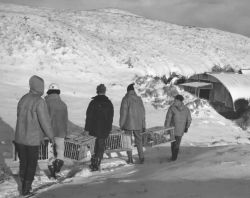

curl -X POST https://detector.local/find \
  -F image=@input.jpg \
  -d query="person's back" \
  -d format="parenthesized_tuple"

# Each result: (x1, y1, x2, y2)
(164, 94, 192, 161)
(85, 95, 113, 139)
(45, 83, 68, 178)
(15, 75, 54, 196)
(45, 93, 68, 138)
(85, 84, 114, 171)
(119, 83, 146, 164)
(120, 90, 145, 131)
(166, 104, 191, 136)
(15, 77, 53, 146)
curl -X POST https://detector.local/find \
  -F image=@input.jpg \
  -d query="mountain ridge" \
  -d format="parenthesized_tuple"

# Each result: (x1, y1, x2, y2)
(1, 3, 250, 82)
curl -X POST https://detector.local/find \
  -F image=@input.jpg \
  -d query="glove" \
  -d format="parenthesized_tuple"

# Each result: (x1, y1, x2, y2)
(184, 128, 188, 133)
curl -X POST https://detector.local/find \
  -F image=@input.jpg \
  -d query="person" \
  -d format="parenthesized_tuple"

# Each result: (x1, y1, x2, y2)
(14, 75, 54, 196)
(84, 84, 114, 171)
(119, 83, 146, 164)
(164, 94, 192, 161)
(45, 83, 68, 178)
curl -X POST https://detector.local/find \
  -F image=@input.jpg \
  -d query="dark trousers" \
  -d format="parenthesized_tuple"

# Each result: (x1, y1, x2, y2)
(16, 143, 39, 181)
(94, 138, 106, 159)
(127, 130, 144, 160)
(171, 136, 182, 161)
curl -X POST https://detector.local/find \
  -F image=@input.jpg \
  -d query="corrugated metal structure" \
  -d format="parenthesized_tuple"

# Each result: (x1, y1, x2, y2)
(239, 69, 250, 75)
(180, 73, 250, 113)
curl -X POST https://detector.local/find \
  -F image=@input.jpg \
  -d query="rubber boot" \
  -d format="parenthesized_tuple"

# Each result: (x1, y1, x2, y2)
(139, 157, 145, 164)
(22, 180, 33, 196)
(20, 177, 25, 195)
(89, 155, 96, 171)
(90, 157, 99, 172)
(53, 159, 64, 173)
(126, 151, 134, 164)
(96, 158, 101, 171)
(48, 165, 56, 179)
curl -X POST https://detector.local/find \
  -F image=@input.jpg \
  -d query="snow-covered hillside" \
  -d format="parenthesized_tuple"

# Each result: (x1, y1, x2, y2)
(1, 3, 250, 79)
(0, 2, 250, 132)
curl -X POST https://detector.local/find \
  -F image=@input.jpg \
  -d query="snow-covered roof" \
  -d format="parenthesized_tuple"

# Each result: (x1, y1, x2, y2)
(208, 73, 250, 103)
(180, 82, 212, 89)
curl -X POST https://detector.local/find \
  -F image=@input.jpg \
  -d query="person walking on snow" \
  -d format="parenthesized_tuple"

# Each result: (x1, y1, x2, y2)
(164, 94, 192, 161)
(119, 83, 146, 164)
(84, 84, 114, 171)
(45, 83, 68, 178)
(14, 75, 55, 196)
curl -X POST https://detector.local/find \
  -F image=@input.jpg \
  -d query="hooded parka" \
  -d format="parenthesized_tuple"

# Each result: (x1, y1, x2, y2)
(164, 104, 192, 136)
(45, 94, 68, 138)
(15, 75, 54, 146)
(119, 90, 146, 131)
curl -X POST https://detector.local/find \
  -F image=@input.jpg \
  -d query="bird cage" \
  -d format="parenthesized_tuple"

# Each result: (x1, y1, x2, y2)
(142, 127, 175, 147)
(104, 131, 132, 153)
(64, 135, 95, 161)
(13, 138, 51, 161)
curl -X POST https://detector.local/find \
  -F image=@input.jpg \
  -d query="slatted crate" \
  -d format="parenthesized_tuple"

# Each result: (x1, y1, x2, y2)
(64, 135, 95, 161)
(142, 127, 175, 147)
(13, 139, 51, 161)
(104, 131, 132, 153)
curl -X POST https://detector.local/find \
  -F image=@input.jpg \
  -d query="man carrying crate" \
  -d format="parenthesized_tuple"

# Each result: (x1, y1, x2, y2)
(164, 94, 192, 161)
(119, 83, 146, 164)
(45, 83, 68, 178)
(85, 84, 114, 171)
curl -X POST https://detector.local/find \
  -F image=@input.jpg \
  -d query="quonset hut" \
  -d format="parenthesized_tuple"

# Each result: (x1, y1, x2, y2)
(179, 73, 250, 117)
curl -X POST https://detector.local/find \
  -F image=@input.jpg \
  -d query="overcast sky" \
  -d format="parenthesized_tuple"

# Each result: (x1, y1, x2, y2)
(0, 0, 250, 37)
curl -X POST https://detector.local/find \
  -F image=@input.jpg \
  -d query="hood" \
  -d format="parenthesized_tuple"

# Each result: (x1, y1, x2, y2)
(172, 103, 185, 112)
(29, 75, 44, 96)
(126, 90, 137, 97)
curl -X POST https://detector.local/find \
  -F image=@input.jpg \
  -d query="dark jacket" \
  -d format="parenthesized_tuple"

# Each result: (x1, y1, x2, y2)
(45, 94, 68, 138)
(119, 90, 146, 131)
(164, 104, 192, 136)
(15, 76, 54, 146)
(85, 95, 114, 138)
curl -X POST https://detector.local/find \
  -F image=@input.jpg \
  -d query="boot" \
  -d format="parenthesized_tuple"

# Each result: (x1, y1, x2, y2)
(139, 157, 144, 164)
(90, 157, 100, 172)
(96, 158, 101, 171)
(22, 180, 33, 196)
(19, 177, 25, 195)
(171, 148, 179, 161)
(48, 164, 56, 179)
(53, 159, 64, 173)
(126, 151, 134, 164)
(127, 156, 134, 164)
(89, 155, 96, 170)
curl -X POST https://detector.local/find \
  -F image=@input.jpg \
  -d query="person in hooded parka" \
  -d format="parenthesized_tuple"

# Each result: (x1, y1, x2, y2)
(164, 94, 192, 161)
(119, 83, 146, 164)
(15, 75, 54, 196)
